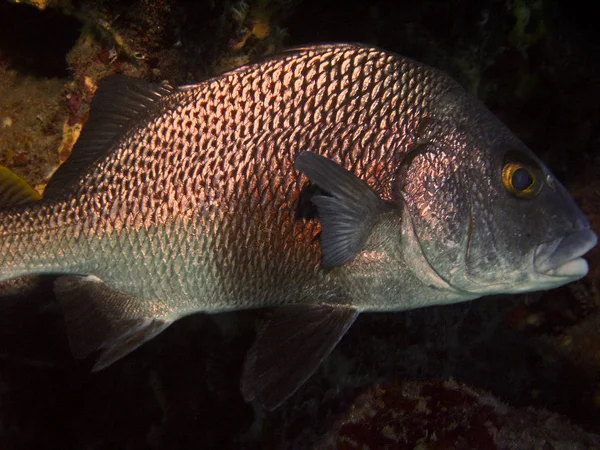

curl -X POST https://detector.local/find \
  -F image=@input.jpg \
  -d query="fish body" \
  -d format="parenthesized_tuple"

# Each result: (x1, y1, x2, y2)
(0, 44, 596, 409)
(0, 45, 457, 313)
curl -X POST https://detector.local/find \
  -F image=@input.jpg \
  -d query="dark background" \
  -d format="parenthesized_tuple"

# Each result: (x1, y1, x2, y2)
(0, 0, 599, 448)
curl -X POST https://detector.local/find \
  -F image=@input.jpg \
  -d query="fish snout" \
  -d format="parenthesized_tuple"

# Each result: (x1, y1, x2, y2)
(534, 228, 598, 278)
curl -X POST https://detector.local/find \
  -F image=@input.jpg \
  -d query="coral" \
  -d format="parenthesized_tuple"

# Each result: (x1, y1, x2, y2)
(320, 379, 600, 449)
(10, 0, 73, 10)
(0, 70, 65, 188)
(509, 0, 547, 54)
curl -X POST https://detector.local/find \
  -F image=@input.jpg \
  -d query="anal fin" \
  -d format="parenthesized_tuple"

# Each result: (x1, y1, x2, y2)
(241, 304, 358, 410)
(54, 275, 172, 371)
(91, 318, 169, 371)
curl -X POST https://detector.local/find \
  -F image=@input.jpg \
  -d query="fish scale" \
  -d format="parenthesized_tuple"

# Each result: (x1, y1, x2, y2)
(0, 43, 595, 409)
(0, 40, 511, 292)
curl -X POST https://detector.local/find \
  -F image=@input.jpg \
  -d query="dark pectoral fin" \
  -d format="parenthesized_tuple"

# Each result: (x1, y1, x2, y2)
(54, 275, 172, 371)
(295, 151, 392, 269)
(241, 304, 358, 410)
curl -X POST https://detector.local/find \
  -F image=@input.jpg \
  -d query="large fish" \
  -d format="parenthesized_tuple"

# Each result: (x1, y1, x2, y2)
(0, 44, 596, 409)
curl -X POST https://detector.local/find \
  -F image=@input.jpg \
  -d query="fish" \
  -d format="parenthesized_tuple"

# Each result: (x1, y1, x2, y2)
(0, 166, 42, 297)
(0, 43, 596, 410)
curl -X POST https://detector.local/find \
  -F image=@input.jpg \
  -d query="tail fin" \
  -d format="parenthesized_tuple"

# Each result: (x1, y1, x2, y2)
(0, 165, 42, 207)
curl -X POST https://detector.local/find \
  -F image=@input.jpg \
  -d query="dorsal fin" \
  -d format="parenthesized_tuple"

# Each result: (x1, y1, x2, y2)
(44, 75, 174, 198)
(0, 165, 42, 207)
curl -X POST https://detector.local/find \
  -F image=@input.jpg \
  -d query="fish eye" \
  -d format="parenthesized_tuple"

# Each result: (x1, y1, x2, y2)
(501, 161, 542, 199)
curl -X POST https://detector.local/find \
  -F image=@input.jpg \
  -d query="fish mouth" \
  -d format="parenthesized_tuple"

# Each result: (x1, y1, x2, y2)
(534, 229, 597, 278)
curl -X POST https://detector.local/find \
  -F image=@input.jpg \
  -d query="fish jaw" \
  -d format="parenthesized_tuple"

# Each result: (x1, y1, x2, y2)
(533, 228, 597, 280)
(448, 227, 598, 296)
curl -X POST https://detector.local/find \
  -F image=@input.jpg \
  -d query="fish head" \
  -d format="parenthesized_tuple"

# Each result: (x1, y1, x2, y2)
(398, 95, 597, 298)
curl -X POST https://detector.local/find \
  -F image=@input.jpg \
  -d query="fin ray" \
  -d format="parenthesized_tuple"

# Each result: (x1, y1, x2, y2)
(241, 304, 358, 410)
(44, 75, 174, 198)
(295, 151, 392, 268)
(0, 165, 42, 207)
(54, 275, 171, 369)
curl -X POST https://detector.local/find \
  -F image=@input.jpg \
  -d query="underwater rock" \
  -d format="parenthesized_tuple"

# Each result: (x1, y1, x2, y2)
(320, 379, 600, 449)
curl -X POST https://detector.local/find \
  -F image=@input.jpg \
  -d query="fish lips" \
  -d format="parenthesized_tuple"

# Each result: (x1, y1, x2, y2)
(534, 228, 598, 279)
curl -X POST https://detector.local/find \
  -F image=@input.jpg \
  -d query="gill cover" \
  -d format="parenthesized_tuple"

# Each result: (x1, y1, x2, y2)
(397, 141, 471, 287)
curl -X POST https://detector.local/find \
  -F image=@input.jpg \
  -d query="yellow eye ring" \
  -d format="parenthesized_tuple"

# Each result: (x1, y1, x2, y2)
(502, 162, 542, 198)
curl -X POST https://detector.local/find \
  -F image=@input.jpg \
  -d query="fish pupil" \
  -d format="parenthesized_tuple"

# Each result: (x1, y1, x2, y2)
(512, 167, 533, 191)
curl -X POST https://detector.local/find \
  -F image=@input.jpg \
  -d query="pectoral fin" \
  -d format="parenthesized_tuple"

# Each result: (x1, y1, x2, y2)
(294, 151, 392, 269)
(54, 275, 172, 371)
(241, 304, 358, 410)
